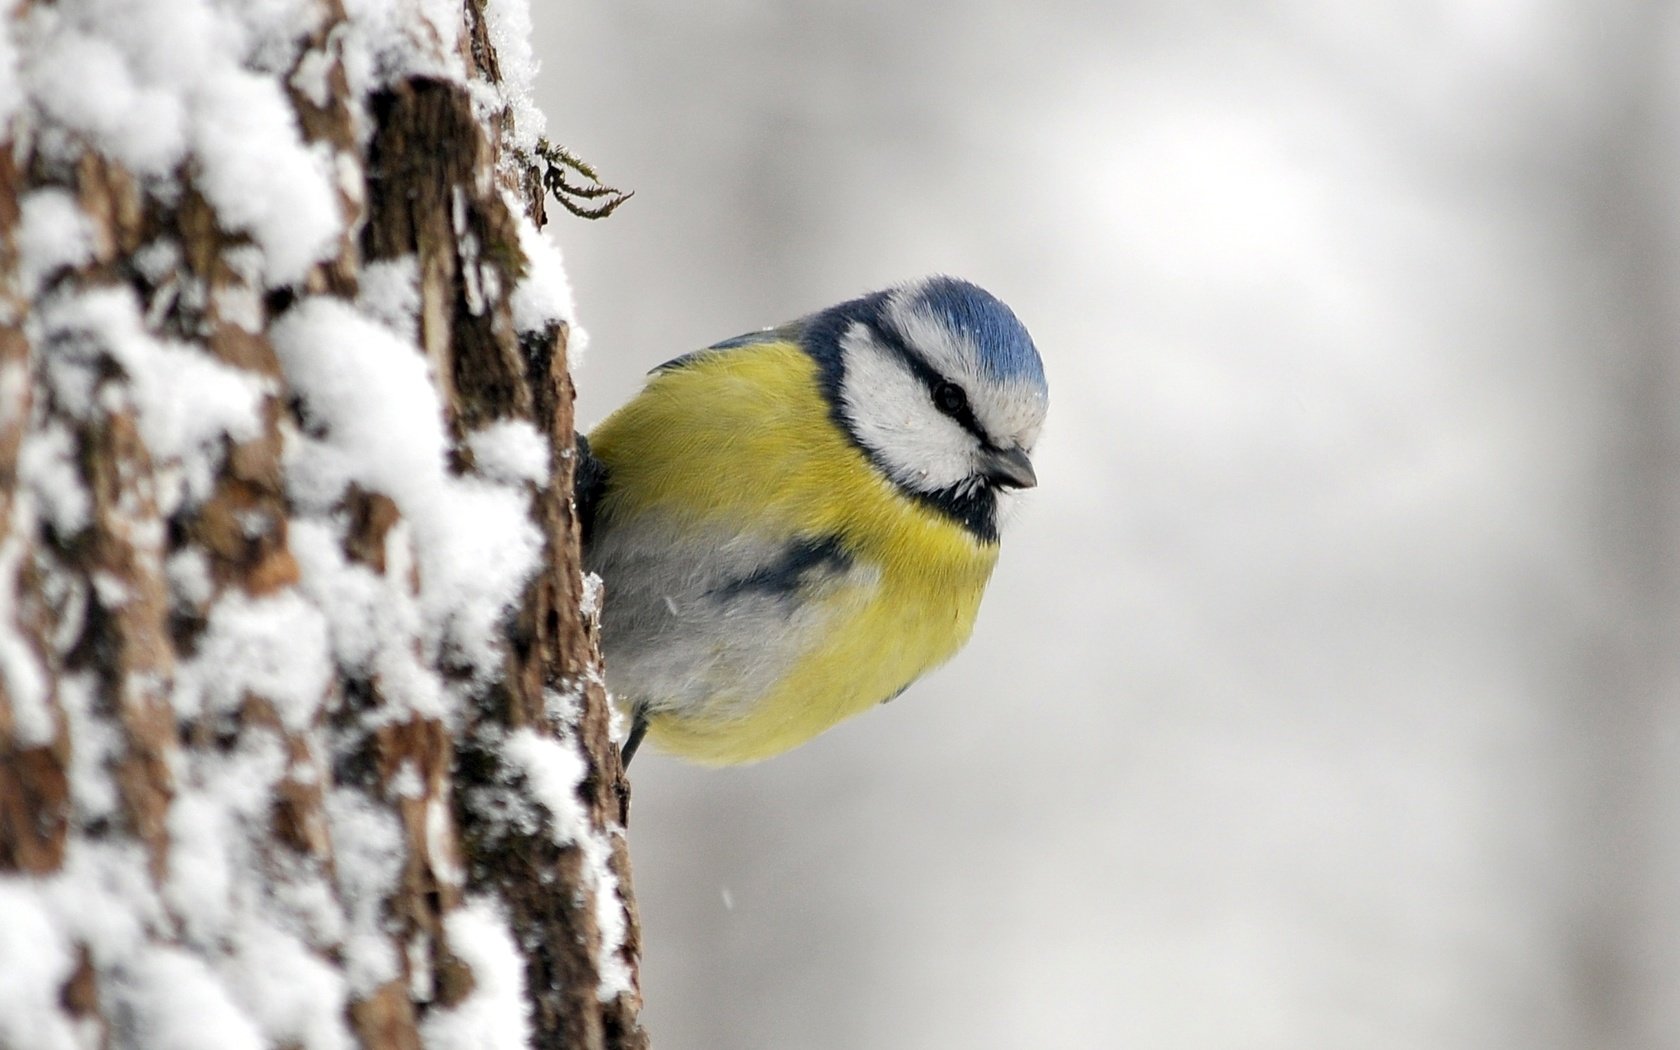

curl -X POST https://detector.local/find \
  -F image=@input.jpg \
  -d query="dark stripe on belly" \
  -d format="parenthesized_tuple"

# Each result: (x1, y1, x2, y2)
(714, 535, 852, 599)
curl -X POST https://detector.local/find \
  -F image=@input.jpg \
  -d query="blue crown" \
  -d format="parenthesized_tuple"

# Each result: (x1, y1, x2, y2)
(902, 276, 1044, 389)
(784, 277, 1045, 398)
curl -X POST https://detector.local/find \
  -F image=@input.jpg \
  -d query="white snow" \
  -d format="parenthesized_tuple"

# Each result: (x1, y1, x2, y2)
(502, 728, 632, 999)
(166, 547, 215, 611)
(15, 189, 95, 295)
(231, 0, 325, 75)
(19, 421, 91, 536)
(19, 0, 341, 283)
(406, 932, 433, 1001)
(172, 590, 334, 731)
(357, 255, 423, 335)
(25, 21, 189, 176)
(43, 842, 164, 968)
(0, 881, 80, 1050)
(190, 74, 340, 282)
(426, 795, 466, 891)
(56, 673, 118, 822)
(480, 0, 545, 154)
(580, 571, 603, 619)
(166, 775, 274, 946)
(273, 297, 544, 679)
(215, 282, 265, 333)
(325, 789, 405, 996)
(390, 761, 425, 799)
(36, 286, 269, 514)
(226, 916, 355, 1050)
(338, 0, 464, 103)
(291, 45, 335, 107)
(290, 518, 447, 720)
(509, 206, 579, 346)
(502, 728, 588, 840)
(3, 828, 363, 1050)
(419, 899, 532, 1050)
(0, 496, 51, 747)
(467, 419, 550, 485)
(146, 725, 362, 1050)
(118, 947, 267, 1050)
(130, 239, 182, 286)
(0, 634, 50, 746)
(0, 13, 18, 131)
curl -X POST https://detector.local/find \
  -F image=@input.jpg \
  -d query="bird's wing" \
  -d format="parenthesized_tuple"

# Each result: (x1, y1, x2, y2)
(650, 321, 803, 374)
(571, 432, 609, 545)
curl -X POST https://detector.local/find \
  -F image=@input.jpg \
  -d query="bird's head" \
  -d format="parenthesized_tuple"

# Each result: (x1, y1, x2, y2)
(804, 277, 1048, 540)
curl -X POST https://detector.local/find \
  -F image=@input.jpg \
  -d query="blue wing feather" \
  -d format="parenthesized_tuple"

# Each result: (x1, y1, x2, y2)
(650, 322, 804, 374)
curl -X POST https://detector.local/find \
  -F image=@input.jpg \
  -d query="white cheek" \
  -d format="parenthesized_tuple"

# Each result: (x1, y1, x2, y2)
(838, 326, 976, 492)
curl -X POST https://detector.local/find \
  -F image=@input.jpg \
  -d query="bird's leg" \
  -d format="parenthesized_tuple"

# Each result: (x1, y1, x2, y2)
(620, 707, 649, 769)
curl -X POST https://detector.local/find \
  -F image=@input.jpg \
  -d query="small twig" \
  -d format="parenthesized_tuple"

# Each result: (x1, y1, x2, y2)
(536, 139, 633, 219)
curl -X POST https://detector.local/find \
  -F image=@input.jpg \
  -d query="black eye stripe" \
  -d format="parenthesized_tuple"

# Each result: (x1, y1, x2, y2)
(872, 324, 989, 443)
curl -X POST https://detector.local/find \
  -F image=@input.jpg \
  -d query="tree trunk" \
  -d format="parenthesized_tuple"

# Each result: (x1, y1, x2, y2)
(0, 1, 646, 1047)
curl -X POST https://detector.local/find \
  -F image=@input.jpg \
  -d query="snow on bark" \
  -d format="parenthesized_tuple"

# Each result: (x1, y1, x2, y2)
(0, 0, 645, 1047)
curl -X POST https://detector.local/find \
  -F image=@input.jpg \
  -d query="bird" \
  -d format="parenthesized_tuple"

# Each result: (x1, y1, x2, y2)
(576, 276, 1047, 767)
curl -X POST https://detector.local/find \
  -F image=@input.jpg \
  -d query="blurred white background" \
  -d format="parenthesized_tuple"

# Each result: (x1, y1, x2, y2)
(531, 4, 1680, 1048)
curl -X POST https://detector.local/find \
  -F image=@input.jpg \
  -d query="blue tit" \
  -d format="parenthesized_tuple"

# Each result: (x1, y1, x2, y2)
(578, 276, 1047, 767)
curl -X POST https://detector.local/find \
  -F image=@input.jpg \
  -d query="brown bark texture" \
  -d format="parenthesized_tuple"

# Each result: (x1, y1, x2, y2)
(0, 0, 646, 1048)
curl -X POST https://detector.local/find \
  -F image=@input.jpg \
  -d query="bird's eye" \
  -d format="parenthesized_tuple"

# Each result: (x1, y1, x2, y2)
(932, 380, 968, 417)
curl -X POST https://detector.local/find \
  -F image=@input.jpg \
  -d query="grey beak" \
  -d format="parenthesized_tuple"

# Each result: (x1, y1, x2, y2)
(982, 445, 1037, 490)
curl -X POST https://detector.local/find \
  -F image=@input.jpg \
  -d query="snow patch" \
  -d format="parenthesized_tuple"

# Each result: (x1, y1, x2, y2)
(420, 899, 532, 1050)
(42, 841, 164, 969)
(37, 286, 268, 514)
(479, 0, 544, 154)
(174, 590, 333, 730)
(273, 297, 544, 679)
(24, 18, 189, 176)
(502, 728, 587, 843)
(189, 71, 340, 282)
(291, 46, 334, 107)
(166, 547, 214, 611)
(215, 283, 265, 333)
(11, 739, 364, 1050)
(338, 0, 465, 102)
(467, 419, 550, 486)
(325, 789, 404, 995)
(358, 255, 422, 336)
(426, 795, 465, 891)
(0, 494, 51, 748)
(508, 205, 578, 346)
(16, 189, 96, 295)
(19, 421, 91, 536)
(290, 518, 445, 720)
(0, 880, 81, 1050)
(58, 673, 119, 822)
(501, 729, 632, 999)
(226, 916, 354, 1050)
(0, 14, 19, 130)
(116, 946, 267, 1050)
(19, 0, 341, 282)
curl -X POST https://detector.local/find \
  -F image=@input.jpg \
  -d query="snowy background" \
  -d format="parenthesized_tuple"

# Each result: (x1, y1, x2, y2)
(532, 4, 1679, 1048)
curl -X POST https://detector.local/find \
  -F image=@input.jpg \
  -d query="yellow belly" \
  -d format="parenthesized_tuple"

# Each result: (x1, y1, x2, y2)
(589, 340, 999, 765)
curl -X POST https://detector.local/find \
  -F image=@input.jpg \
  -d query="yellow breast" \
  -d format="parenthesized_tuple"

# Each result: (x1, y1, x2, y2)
(588, 341, 999, 764)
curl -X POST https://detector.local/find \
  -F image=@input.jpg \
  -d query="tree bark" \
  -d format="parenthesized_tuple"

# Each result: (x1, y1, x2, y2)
(0, 0, 645, 1047)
